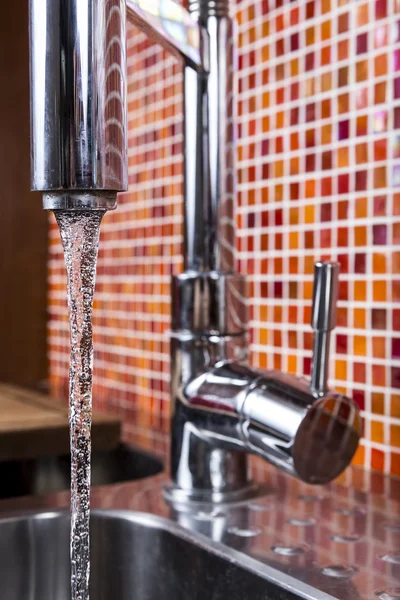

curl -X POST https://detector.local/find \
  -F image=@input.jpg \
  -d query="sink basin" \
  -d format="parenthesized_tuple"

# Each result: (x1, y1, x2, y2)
(0, 444, 163, 499)
(0, 510, 319, 600)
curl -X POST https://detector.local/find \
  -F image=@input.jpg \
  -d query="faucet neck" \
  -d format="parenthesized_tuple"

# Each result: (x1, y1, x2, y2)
(188, 0, 231, 19)
(184, 0, 236, 273)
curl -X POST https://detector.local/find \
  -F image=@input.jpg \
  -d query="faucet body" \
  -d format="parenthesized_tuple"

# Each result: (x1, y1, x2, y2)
(29, 0, 361, 502)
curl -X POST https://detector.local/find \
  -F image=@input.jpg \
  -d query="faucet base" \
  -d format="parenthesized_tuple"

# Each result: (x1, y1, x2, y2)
(163, 480, 262, 506)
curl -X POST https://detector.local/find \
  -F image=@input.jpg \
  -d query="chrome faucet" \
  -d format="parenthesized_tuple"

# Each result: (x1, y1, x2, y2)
(29, 0, 361, 503)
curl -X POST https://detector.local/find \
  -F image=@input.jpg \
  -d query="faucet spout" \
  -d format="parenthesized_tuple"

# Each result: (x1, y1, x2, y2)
(29, 0, 128, 210)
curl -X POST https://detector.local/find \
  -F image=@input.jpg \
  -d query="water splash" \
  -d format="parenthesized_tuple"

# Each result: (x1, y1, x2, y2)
(55, 210, 105, 600)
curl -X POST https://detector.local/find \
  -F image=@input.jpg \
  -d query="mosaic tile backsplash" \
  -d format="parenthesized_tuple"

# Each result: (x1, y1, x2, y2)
(49, 0, 400, 477)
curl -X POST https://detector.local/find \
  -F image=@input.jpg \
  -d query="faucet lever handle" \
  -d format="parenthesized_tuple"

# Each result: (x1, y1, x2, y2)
(310, 261, 340, 396)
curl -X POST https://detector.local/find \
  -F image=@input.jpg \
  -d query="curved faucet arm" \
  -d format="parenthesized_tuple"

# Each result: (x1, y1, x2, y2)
(170, 360, 362, 498)
(126, 0, 208, 72)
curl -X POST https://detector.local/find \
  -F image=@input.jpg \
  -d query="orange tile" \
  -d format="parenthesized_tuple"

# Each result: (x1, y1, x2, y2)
(337, 147, 349, 167)
(305, 182, 316, 200)
(275, 185, 283, 202)
(393, 280, 400, 301)
(290, 7, 299, 25)
(373, 253, 387, 274)
(373, 281, 387, 302)
(260, 305, 268, 322)
(304, 256, 315, 274)
(352, 444, 365, 467)
(335, 360, 347, 380)
(304, 204, 315, 222)
(259, 353, 267, 369)
(375, 54, 388, 77)
(259, 328, 268, 345)
(371, 421, 384, 444)
(375, 82, 387, 104)
(354, 336, 367, 355)
(390, 453, 400, 477)
(374, 139, 387, 161)
(274, 354, 282, 371)
(354, 226, 367, 246)
(321, 124, 332, 144)
(321, 72, 332, 92)
(371, 448, 385, 472)
(372, 393, 385, 414)
(303, 281, 313, 301)
(306, 27, 315, 46)
(287, 355, 297, 374)
(391, 425, 400, 447)
(391, 395, 400, 418)
(261, 43, 270, 63)
(356, 143, 368, 163)
(372, 364, 386, 386)
(289, 231, 299, 249)
(290, 157, 300, 175)
(338, 40, 349, 61)
(321, 21, 331, 41)
(393, 251, 400, 274)
(374, 166, 387, 188)
(354, 362, 366, 383)
(289, 207, 299, 225)
(354, 281, 367, 301)
(336, 307, 348, 326)
(276, 112, 285, 128)
(290, 59, 299, 77)
(356, 59, 368, 82)
(322, 0, 331, 12)
(289, 256, 298, 273)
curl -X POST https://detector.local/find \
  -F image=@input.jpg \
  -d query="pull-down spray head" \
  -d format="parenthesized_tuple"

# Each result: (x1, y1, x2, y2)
(29, 0, 128, 211)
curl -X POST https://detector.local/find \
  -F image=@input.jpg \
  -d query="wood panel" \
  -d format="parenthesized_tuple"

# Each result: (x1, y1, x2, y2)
(0, 384, 121, 461)
(0, 0, 48, 386)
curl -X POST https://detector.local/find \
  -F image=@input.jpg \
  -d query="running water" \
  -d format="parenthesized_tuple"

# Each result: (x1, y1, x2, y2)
(55, 210, 105, 600)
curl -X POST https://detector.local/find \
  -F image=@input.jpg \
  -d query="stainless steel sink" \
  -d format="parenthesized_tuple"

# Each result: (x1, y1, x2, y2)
(0, 510, 328, 600)
(0, 444, 163, 499)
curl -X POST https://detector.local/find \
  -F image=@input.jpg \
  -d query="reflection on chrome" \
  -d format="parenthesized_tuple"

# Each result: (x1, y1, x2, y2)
(126, 0, 205, 70)
(30, 0, 127, 210)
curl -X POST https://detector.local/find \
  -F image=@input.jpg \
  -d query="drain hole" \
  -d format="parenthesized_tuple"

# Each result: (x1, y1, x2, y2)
(271, 545, 306, 557)
(248, 501, 273, 512)
(375, 589, 400, 600)
(378, 553, 400, 565)
(330, 534, 361, 543)
(287, 518, 316, 527)
(383, 523, 400, 533)
(227, 527, 261, 538)
(321, 565, 358, 579)
(297, 494, 324, 503)
(335, 507, 366, 517)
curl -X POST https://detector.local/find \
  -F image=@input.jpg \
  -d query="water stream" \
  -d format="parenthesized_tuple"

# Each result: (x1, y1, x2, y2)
(55, 210, 105, 600)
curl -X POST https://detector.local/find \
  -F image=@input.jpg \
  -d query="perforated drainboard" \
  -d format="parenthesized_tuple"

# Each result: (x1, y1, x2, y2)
(210, 479, 400, 600)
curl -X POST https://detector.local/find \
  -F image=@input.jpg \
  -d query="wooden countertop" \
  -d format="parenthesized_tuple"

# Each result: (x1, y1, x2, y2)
(0, 383, 121, 461)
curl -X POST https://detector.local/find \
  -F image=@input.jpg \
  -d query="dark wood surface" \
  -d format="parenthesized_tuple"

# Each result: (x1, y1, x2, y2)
(0, 0, 48, 386)
(0, 384, 121, 461)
